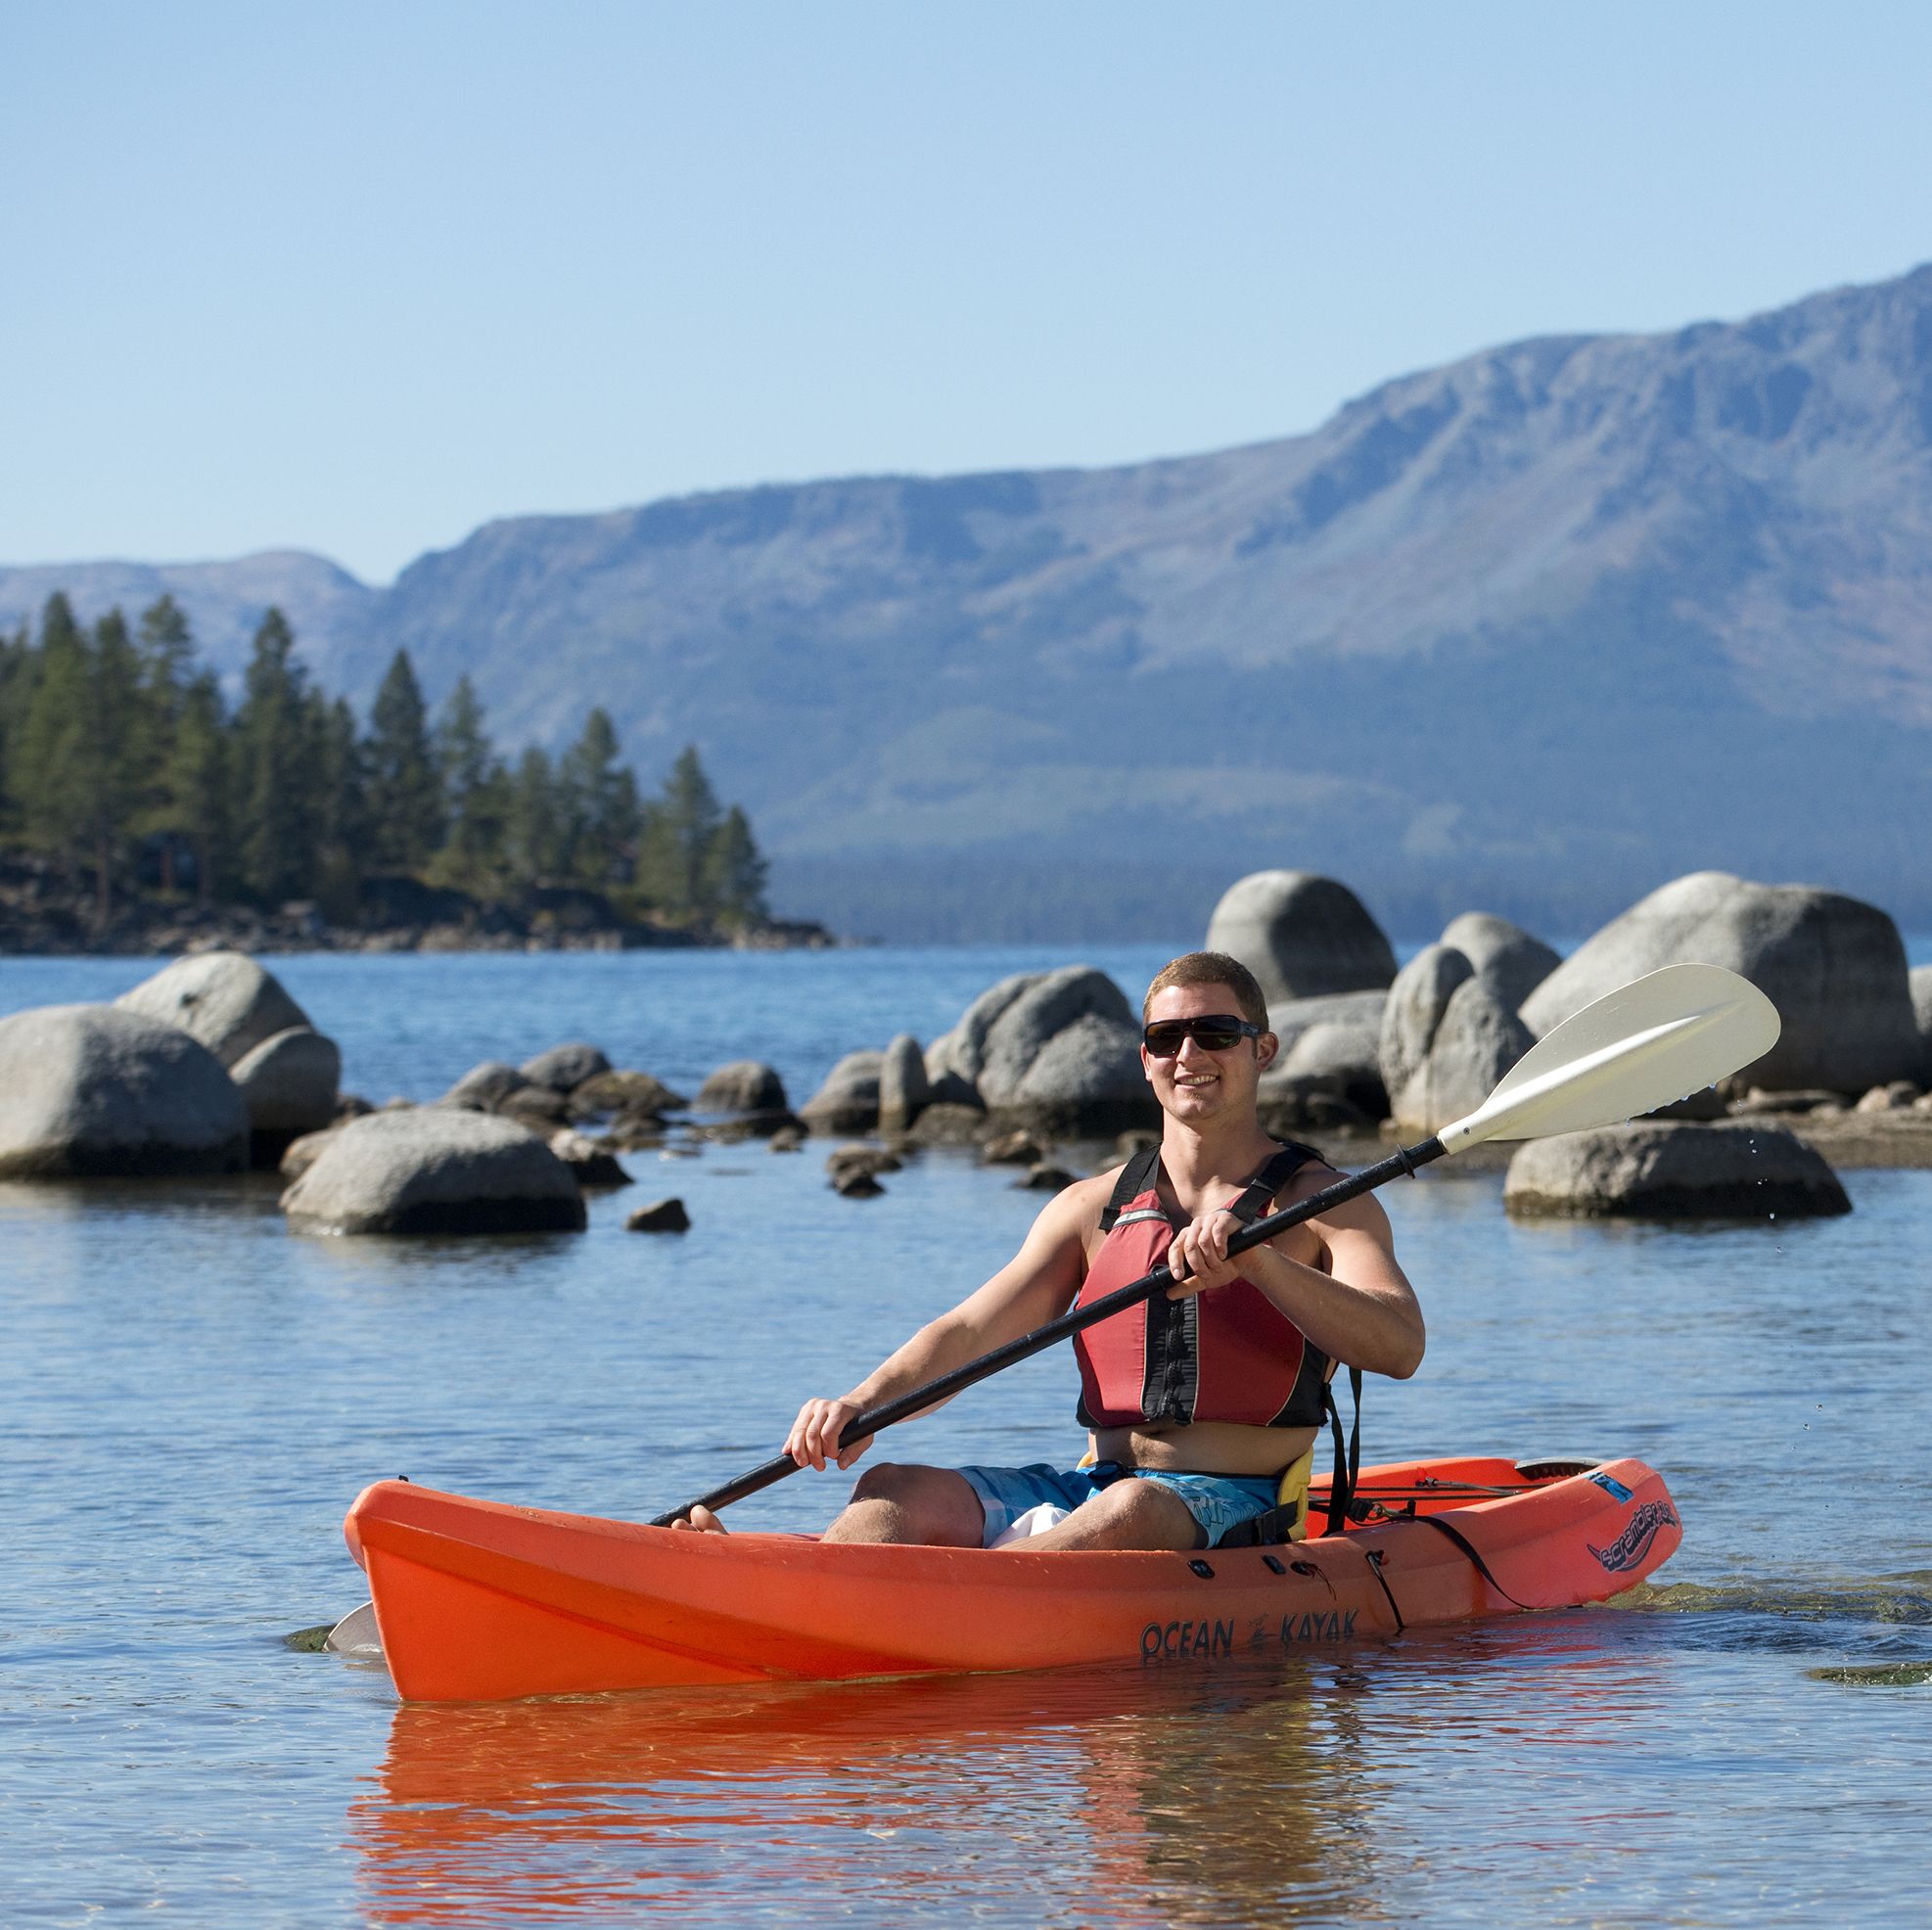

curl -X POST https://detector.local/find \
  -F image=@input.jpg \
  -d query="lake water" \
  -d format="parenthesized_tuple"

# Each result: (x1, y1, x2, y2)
(3, 945, 1929, 1927)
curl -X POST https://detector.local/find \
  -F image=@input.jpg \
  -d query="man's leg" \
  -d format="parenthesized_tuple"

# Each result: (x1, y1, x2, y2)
(1003, 1476, 1201, 1552)
(821, 1462, 987, 1545)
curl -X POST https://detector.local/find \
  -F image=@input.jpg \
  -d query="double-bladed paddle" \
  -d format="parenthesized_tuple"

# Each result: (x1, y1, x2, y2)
(649, 962, 1779, 1527)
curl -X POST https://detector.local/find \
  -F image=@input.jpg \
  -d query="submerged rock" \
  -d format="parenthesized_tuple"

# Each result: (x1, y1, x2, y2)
(0, 1003, 251, 1178)
(281, 1110, 586, 1235)
(827, 1145, 900, 1187)
(547, 1129, 633, 1188)
(1503, 1122, 1851, 1219)
(626, 1197, 691, 1232)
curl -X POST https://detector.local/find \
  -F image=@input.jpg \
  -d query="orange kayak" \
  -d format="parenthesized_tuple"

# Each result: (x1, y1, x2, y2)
(344, 1453, 1680, 1703)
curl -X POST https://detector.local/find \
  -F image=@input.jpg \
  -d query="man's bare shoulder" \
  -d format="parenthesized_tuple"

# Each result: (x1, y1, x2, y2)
(1055, 1166, 1122, 1229)
(1273, 1147, 1395, 1240)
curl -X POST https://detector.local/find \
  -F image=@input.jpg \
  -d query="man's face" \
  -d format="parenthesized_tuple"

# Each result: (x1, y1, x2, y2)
(1140, 982, 1278, 1125)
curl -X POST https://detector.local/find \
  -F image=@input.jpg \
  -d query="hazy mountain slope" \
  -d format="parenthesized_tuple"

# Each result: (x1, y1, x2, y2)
(0, 552, 376, 687)
(7, 264, 1930, 939)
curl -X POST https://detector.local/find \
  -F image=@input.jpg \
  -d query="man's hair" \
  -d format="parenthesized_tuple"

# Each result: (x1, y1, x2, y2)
(1142, 951, 1269, 1031)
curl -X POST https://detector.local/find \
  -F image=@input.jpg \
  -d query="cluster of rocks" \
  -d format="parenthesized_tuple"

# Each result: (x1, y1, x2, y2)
(6, 861, 1923, 1235)
(0, 950, 343, 1178)
(1198, 866, 1932, 1219)
(281, 1036, 706, 1233)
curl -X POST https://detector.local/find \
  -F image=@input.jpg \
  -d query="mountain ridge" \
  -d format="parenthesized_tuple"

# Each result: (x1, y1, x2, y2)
(6, 262, 1930, 940)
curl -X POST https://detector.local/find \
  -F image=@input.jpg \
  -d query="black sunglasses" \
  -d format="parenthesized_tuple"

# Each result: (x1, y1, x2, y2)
(1142, 1014, 1264, 1056)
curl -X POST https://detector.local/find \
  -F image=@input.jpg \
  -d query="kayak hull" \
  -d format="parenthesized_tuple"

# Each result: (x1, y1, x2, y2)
(345, 1454, 1680, 1703)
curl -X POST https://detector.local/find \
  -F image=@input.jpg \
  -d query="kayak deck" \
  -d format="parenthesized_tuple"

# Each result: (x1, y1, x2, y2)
(345, 1454, 1680, 1703)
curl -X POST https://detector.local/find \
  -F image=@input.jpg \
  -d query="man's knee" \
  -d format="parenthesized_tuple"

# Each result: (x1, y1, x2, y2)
(845, 1462, 984, 1543)
(1085, 1477, 1203, 1549)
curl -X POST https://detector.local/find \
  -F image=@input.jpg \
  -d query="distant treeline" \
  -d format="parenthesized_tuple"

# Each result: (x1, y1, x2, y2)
(0, 592, 768, 930)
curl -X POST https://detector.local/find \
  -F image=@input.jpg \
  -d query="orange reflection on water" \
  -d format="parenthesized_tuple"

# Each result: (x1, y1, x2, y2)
(348, 1619, 1673, 1926)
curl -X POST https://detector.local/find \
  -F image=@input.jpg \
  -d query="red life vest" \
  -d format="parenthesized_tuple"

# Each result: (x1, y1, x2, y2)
(1073, 1143, 1331, 1431)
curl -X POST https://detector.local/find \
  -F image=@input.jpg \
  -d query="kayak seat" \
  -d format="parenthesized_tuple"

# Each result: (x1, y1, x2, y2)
(1213, 1444, 1314, 1548)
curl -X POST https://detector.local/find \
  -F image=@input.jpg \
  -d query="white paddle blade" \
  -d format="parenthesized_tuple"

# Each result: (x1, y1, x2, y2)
(325, 1599, 384, 1656)
(1437, 964, 1780, 1153)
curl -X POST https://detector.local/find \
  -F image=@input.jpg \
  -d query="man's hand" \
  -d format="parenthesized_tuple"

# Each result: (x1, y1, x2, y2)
(1164, 1205, 1246, 1299)
(785, 1396, 875, 1471)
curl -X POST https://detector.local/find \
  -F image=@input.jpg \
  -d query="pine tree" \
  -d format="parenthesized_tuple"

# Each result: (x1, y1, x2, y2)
(559, 707, 640, 888)
(156, 670, 230, 902)
(505, 745, 565, 885)
(312, 694, 368, 920)
(702, 804, 769, 923)
(80, 609, 147, 925)
(133, 595, 198, 891)
(637, 743, 723, 913)
(0, 619, 31, 837)
(364, 650, 443, 870)
(13, 594, 95, 878)
(434, 675, 509, 890)
(231, 607, 319, 903)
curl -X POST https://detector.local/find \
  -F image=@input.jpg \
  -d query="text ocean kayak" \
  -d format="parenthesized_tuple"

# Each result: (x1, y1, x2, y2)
(345, 1454, 1678, 1702)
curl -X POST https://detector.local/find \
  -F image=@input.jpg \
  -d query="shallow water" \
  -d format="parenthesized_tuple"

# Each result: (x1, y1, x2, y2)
(2, 948, 1928, 1926)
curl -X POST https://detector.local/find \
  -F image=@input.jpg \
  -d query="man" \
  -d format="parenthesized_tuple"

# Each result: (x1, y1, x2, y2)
(675, 951, 1424, 1551)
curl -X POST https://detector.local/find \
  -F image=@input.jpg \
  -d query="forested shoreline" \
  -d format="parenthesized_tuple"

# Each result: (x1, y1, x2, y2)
(0, 592, 824, 953)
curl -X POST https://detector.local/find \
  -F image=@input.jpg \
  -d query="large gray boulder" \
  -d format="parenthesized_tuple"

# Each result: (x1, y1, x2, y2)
(520, 1042, 612, 1093)
(1384, 958, 1533, 1134)
(878, 1034, 931, 1128)
(1504, 1122, 1851, 1219)
(978, 968, 1138, 1107)
(440, 1061, 530, 1111)
(280, 1110, 586, 1235)
(928, 966, 1154, 1133)
(229, 1026, 342, 1137)
(1439, 912, 1562, 1014)
(1267, 989, 1389, 1061)
(696, 1060, 790, 1114)
(570, 1068, 689, 1118)
(1263, 1010, 1389, 1122)
(801, 1050, 885, 1134)
(1002, 1010, 1153, 1135)
(1519, 873, 1918, 1093)
(115, 950, 310, 1071)
(924, 972, 1042, 1105)
(0, 1004, 250, 1177)
(1205, 871, 1397, 1004)
(1379, 943, 1475, 1109)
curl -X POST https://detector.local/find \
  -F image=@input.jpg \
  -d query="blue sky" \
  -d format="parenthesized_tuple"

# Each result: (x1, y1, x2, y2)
(3, 2, 1928, 583)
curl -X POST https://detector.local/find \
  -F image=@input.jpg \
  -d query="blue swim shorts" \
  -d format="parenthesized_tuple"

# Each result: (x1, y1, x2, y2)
(954, 1459, 1279, 1550)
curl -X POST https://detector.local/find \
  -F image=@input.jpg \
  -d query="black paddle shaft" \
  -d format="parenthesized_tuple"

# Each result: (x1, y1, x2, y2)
(650, 1135, 1447, 1527)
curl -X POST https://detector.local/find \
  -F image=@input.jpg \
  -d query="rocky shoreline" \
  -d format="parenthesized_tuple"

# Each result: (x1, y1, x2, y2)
(0, 852, 838, 955)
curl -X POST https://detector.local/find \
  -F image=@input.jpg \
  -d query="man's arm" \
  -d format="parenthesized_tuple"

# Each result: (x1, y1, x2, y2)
(1164, 1168, 1425, 1380)
(783, 1172, 1106, 1471)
